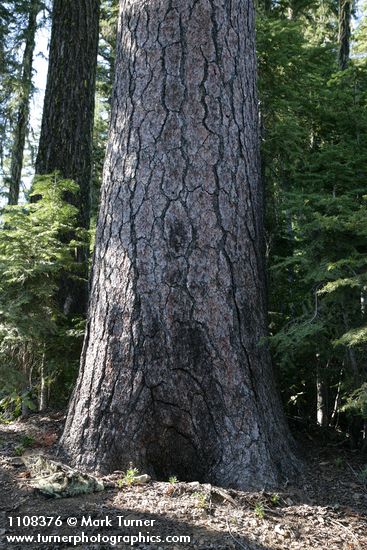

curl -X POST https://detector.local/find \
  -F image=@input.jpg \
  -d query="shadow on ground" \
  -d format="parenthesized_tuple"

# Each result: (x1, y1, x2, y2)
(0, 467, 269, 549)
(0, 415, 366, 549)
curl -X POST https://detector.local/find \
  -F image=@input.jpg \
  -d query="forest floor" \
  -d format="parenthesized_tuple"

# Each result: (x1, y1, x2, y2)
(0, 413, 366, 550)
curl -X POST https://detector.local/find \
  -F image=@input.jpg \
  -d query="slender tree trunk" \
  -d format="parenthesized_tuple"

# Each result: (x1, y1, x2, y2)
(62, 0, 298, 490)
(35, 0, 100, 315)
(316, 358, 329, 427)
(7, 1, 40, 205)
(338, 0, 351, 70)
(39, 348, 47, 412)
(330, 368, 343, 426)
(261, 0, 272, 13)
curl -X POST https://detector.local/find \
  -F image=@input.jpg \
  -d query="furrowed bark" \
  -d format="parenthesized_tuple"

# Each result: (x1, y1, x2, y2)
(338, 0, 351, 70)
(35, 0, 100, 315)
(62, 0, 299, 489)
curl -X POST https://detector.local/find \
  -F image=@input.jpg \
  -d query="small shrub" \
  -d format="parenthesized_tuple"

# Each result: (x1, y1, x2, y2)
(192, 491, 209, 510)
(334, 457, 344, 469)
(254, 502, 265, 519)
(117, 466, 139, 487)
(20, 434, 35, 448)
(14, 445, 24, 456)
(359, 465, 367, 483)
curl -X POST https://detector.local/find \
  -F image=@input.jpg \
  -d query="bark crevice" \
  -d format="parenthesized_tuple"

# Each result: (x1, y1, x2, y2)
(61, 0, 299, 490)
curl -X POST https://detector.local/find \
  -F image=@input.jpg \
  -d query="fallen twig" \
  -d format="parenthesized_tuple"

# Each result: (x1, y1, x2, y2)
(328, 518, 362, 550)
(226, 516, 250, 550)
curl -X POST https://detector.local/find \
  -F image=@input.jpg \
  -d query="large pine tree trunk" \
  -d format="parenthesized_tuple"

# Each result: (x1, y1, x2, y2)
(7, 1, 40, 205)
(62, 0, 298, 489)
(35, 0, 99, 314)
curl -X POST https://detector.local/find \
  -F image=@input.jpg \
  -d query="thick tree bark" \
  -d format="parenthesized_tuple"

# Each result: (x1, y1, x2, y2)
(35, 0, 99, 314)
(338, 0, 351, 70)
(62, 0, 298, 489)
(7, 1, 40, 205)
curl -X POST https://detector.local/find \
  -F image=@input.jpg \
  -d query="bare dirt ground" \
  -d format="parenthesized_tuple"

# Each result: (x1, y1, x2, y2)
(0, 413, 366, 550)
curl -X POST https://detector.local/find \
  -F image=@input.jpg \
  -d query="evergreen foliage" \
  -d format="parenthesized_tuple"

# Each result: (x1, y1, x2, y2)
(257, 4, 367, 440)
(0, 173, 86, 417)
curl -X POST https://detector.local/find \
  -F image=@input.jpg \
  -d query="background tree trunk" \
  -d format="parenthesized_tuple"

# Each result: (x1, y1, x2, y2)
(316, 358, 329, 427)
(338, 0, 351, 70)
(7, 0, 40, 205)
(62, 0, 298, 490)
(35, 0, 100, 315)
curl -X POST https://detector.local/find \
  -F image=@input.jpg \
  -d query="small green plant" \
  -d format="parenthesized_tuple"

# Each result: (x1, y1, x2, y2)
(117, 466, 139, 487)
(192, 491, 209, 510)
(334, 456, 344, 469)
(20, 434, 35, 448)
(168, 476, 178, 484)
(0, 391, 38, 423)
(359, 465, 367, 483)
(14, 445, 24, 456)
(341, 384, 367, 431)
(254, 502, 265, 519)
(270, 493, 280, 506)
